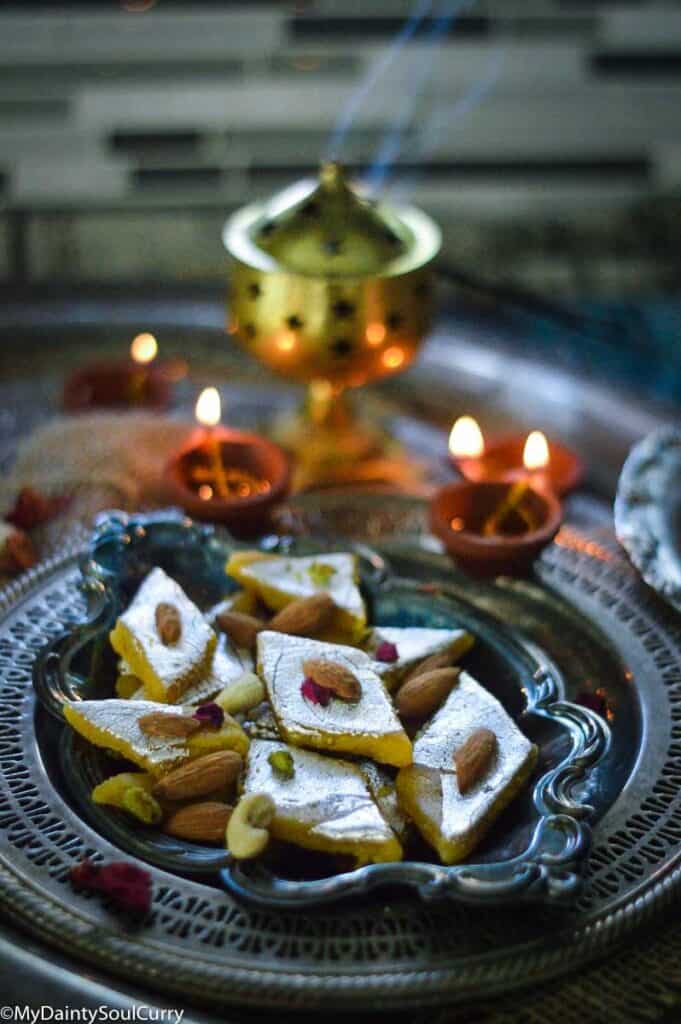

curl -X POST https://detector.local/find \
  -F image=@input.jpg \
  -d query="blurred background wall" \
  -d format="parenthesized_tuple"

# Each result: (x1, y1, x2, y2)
(1, 0, 681, 298)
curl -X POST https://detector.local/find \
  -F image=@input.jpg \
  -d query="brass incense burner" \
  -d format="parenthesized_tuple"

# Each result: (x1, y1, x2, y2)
(223, 162, 441, 486)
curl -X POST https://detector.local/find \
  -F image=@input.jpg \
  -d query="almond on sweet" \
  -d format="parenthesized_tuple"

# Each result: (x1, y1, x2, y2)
(302, 658, 362, 702)
(138, 711, 201, 738)
(152, 750, 242, 801)
(216, 610, 264, 649)
(269, 593, 336, 637)
(155, 602, 182, 645)
(455, 727, 497, 794)
(395, 667, 460, 719)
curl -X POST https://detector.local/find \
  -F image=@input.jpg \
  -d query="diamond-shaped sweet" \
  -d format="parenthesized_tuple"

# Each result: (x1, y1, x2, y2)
(256, 631, 411, 767)
(109, 568, 215, 704)
(244, 739, 402, 864)
(367, 626, 474, 690)
(226, 552, 366, 642)
(63, 698, 249, 776)
(118, 633, 253, 706)
(396, 671, 537, 864)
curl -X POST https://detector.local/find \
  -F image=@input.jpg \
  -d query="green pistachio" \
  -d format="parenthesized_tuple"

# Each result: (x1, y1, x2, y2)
(308, 561, 337, 587)
(122, 786, 163, 826)
(268, 749, 295, 780)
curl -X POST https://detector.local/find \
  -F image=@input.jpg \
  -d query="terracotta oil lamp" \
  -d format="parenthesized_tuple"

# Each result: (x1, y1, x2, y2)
(448, 416, 583, 497)
(63, 332, 183, 413)
(223, 161, 441, 486)
(163, 387, 289, 537)
(430, 479, 562, 577)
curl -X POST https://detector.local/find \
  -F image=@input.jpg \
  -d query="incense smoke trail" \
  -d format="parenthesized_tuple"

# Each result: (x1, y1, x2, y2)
(384, 44, 506, 201)
(364, 0, 477, 194)
(325, 0, 434, 163)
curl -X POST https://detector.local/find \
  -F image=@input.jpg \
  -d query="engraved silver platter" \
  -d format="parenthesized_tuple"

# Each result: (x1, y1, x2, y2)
(1, 497, 681, 1012)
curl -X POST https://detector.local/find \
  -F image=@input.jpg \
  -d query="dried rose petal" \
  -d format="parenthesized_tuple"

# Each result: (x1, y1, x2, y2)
(69, 858, 152, 918)
(193, 702, 224, 729)
(97, 863, 152, 917)
(301, 677, 332, 707)
(7, 487, 70, 530)
(375, 641, 399, 663)
(69, 858, 102, 889)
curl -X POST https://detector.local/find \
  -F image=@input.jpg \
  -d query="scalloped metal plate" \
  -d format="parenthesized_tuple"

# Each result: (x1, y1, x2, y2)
(1, 500, 679, 1011)
(34, 510, 606, 909)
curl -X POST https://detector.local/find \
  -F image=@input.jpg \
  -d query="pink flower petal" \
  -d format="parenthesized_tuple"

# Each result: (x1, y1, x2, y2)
(375, 641, 399, 663)
(301, 677, 332, 706)
(193, 702, 224, 729)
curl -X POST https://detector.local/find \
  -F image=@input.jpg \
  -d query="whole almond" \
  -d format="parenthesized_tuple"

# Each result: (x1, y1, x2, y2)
(138, 711, 201, 739)
(455, 727, 497, 794)
(155, 602, 181, 645)
(216, 610, 263, 650)
(163, 801, 233, 843)
(404, 649, 457, 683)
(269, 593, 336, 637)
(152, 750, 243, 801)
(302, 658, 362, 702)
(395, 667, 461, 719)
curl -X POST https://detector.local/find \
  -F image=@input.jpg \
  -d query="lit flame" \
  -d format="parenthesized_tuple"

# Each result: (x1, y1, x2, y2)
(523, 430, 550, 472)
(195, 387, 221, 428)
(382, 346, 405, 370)
(130, 332, 158, 365)
(310, 379, 333, 403)
(276, 331, 296, 354)
(448, 416, 484, 459)
(366, 322, 386, 348)
(198, 484, 213, 501)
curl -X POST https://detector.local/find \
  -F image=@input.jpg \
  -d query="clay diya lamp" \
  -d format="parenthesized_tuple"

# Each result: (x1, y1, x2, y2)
(63, 333, 184, 413)
(430, 479, 562, 577)
(163, 387, 289, 537)
(448, 417, 583, 497)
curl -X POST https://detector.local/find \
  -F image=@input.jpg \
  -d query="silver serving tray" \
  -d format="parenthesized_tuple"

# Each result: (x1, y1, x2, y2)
(34, 510, 604, 909)
(0, 497, 678, 1012)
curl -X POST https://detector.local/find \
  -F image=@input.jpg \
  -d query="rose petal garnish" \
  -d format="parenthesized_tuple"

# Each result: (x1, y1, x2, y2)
(69, 858, 152, 918)
(69, 858, 101, 889)
(97, 863, 152, 917)
(300, 677, 332, 707)
(193, 702, 224, 729)
(375, 641, 399, 663)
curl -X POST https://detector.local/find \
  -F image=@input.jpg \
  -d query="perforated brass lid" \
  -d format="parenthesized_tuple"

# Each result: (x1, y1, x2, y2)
(251, 162, 408, 277)
(224, 162, 440, 280)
